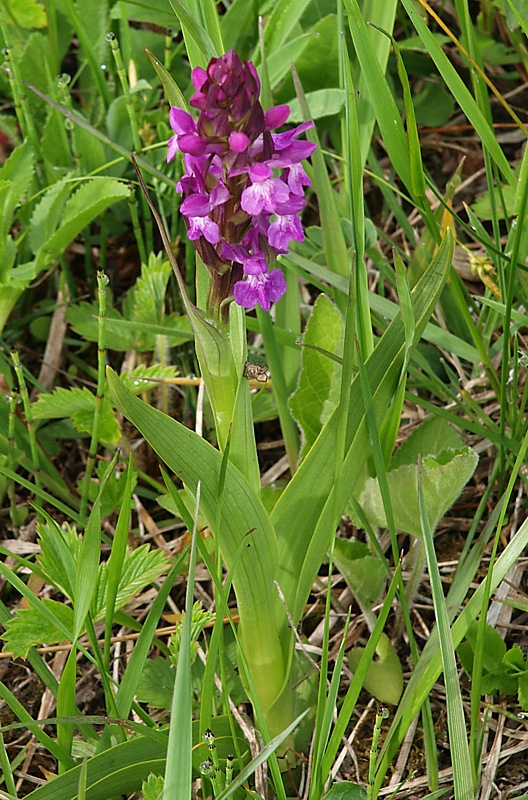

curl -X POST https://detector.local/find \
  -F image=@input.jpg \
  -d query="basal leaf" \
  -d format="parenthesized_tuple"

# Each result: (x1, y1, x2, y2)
(135, 657, 175, 709)
(1, 600, 74, 659)
(390, 416, 464, 468)
(289, 294, 343, 456)
(356, 448, 478, 537)
(333, 538, 386, 609)
(348, 633, 403, 705)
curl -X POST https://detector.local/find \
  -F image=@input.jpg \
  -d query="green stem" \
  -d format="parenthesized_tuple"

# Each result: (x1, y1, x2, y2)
(11, 350, 41, 491)
(80, 272, 108, 519)
(256, 307, 299, 474)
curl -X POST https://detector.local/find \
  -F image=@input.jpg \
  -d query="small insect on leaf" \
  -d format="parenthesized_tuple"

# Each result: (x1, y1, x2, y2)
(244, 361, 270, 382)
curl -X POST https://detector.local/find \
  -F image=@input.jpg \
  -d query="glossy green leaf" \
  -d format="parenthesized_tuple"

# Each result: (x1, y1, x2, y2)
(287, 88, 345, 122)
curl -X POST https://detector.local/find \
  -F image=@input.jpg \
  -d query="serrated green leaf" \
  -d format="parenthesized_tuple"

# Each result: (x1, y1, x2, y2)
(356, 448, 478, 537)
(289, 294, 343, 456)
(37, 516, 79, 600)
(518, 673, 528, 710)
(35, 178, 131, 267)
(29, 179, 71, 254)
(93, 545, 170, 620)
(125, 256, 172, 324)
(33, 387, 120, 445)
(141, 773, 165, 800)
(1, 600, 74, 659)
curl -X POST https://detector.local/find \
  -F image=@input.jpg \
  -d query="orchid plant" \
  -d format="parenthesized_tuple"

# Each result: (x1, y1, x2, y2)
(109, 46, 454, 750)
(167, 50, 315, 318)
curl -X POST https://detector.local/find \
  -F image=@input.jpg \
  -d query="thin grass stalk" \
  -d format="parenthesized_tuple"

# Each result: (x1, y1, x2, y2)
(0, 728, 16, 798)
(341, 35, 373, 358)
(127, 188, 147, 265)
(368, 707, 389, 800)
(61, 0, 110, 107)
(498, 144, 528, 471)
(469, 425, 528, 780)
(11, 350, 40, 491)
(320, 564, 402, 780)
(108, 32, 153, 253)
(418, 458, 473, 799)
(103, 458, 135, 672)
(0, 681, 75, 769)
(6, 391, 19, 527)
(256, 307, 299, 474)
(0, 11, 43, 177)
(80, 271, 108, 519)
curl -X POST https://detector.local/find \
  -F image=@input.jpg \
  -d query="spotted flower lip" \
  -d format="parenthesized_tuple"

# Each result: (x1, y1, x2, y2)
(167, 50, 316, 314)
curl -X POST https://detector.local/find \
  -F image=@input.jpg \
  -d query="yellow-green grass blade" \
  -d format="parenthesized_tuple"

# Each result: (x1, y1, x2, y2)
(418, 463, 473, 799)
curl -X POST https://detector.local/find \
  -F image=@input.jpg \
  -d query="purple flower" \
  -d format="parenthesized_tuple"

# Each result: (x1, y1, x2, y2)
(167, 50, 316, 315)
(234, 269, 287, 312)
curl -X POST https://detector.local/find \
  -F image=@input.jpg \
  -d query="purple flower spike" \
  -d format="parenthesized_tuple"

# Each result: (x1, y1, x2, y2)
(167, 50, 316, 315)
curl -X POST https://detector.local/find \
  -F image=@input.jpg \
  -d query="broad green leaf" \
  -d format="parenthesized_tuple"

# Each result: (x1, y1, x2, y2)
(390, 416, 464, 469)
(2, 0, 47, 27)
(67, 301, 193, 350)
(34, 179, 131, 269)
(356, 448, 478, 538)
(287, 88, 345, 122)
(289, 294, 343, 456)
(136, 657, 175, 709)
(24, 734, 167, 799)
(110, 0, 177, 25)
(32, 388, 120, 445)
(333, 539, 386, 609)
(1, 600, 74, 659)
(323, 782, 367, 800)
(273, 15, 339, 99)
(29, 179, 71, 255)
(167, 0, 217, 68)
(262, 0, 313, 53)
(348, 633, 403, 705)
